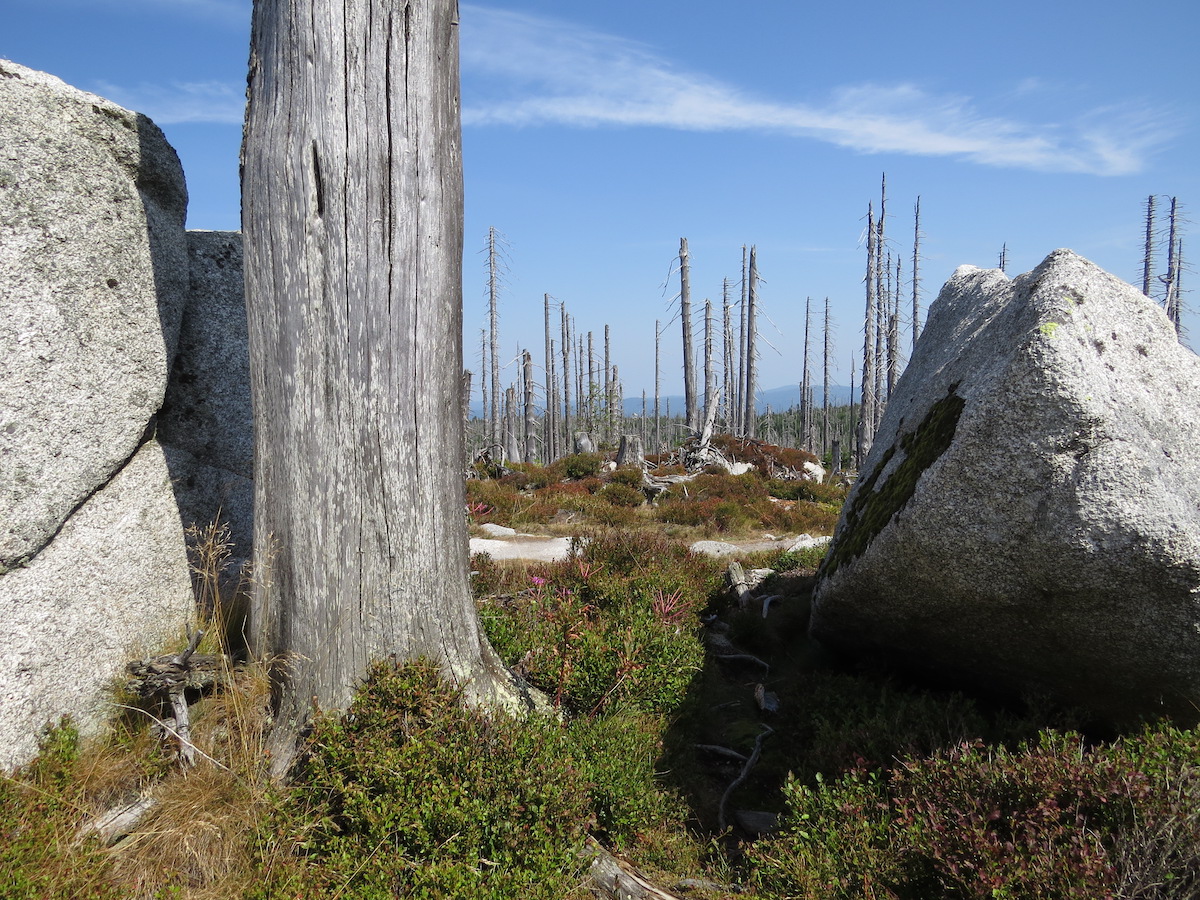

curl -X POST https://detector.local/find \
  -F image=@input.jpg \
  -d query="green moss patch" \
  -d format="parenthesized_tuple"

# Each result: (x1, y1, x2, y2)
(820, 388, 965, 578)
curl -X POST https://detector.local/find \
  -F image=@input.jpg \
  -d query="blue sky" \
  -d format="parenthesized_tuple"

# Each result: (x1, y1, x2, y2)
(4, 0, 1196, 400)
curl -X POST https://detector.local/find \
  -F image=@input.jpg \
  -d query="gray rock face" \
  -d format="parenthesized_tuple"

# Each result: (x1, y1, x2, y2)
(811, 250, 1200, 722)
(160, 231, 253, 558)
(160, 232, 250, 478)
(0, 59, 189, 568)
(0, 441, 193, 770)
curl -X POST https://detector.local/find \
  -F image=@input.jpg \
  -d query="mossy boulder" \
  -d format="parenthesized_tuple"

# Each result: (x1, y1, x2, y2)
(811, 250, 1200, 724)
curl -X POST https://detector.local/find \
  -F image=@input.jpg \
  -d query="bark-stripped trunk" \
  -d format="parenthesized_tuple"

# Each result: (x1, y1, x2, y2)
(543, 295, 554, 462)
(722, 281, 733, 433)
(561, 306, 572, 460)
(523, 350, 536, 464)
(1143, 194, 1157, 298)
(243, 0, 515, 766)
(912, 197, 922, 352)
(859, 203, 876, 468)
(737, 245, 748, 435)
(822, 297, 830, 459)
(744, 246, 758, 439)
(1163, 197, 1181, 332)
(679, 238, 698, 433)
(654, 320, 661, 455)
(703, 298, 714, 429)
(604, 324, 612, 443)
(801, 297, 811, 452)
(487, 226, 501, 454)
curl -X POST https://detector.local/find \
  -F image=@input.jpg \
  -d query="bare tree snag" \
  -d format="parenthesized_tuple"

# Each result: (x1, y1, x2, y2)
(822, 297, 830, 459)
(543, 295, 554, 462)
(1143, 194, 1157, 298)
(488, 226, 502, 454)
(737, 244, 748, 435)
(801, 297, 811, 452)
(722, 281, 733, 433)
(912, 196, 922, 351)
(243, 0, 522, 768)
(679, 238, 698, 433)
(654, 319, 662, 455)
(744, 246, 759, 439)
(703, 297, 714, 428)
(859, 202, 876, 468)
(523, 351, 536, 463)
(561, 305, 572, 459)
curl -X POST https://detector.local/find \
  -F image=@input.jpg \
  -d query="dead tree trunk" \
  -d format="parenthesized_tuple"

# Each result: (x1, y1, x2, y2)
(822, 297, 830, 459)
(543, 295, 554, 462)
(737, 245, 748, 435)
(561, 305, 572, 461)
(603, 324, 612, 444)
(505, 385, 520, 463)
(479, 328, 488, 439)
(243, 0, 518, 768)
(523, 351, 536, 464)
(873, 176, 886, 429)
(654, 320, 662, 456)
(801, 297, 811, 452)
(679, 238, 698, 433)
(912, 196, 922, 352)
(1143, 194, 1157, 298)
(703, 297, 715, 429)
(722, 280, 733, 433)
(488, 226, 501, 454)
(1162, 197, 1181, 332)
(859, 203, 877, 468)
(744, 246, 759, 439)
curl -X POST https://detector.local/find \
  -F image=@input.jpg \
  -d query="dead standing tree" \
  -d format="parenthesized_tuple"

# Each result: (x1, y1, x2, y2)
(679, 238, 699, 433)
(243, 0, 521, 767)
(487, 226, 503, 456)
(744, 245, 759, 439)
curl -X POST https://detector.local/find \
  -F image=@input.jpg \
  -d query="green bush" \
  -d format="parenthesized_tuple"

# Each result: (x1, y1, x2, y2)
(261, 661, 590, 900)
(563, 452, 603, 479)
(750, 724, 1200, 900)
(599, 482, 644, 507)
(766, 478, 847, 505)
(610, 465, 646, 487)
(0, 720, 124, 900)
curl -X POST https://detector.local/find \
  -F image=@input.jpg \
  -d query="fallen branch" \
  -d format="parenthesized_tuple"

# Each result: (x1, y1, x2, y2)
(582, 837, 682, 900)
(694, 744, 749, 762)
(713, 652, 770, 674)
(717, 726, 774, 834)
(78, 795, 159, 846)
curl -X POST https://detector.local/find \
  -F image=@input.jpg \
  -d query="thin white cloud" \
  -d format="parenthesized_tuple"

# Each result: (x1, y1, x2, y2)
(26, 0, 250, 26)
(459, 5, 1173, 176)
(94, 80, 244, 125)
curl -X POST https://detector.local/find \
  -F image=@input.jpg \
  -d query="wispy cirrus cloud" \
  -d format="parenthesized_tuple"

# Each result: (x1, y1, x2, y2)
(30, 0, 250, 26)
(93, 80, 244, 125)
(459, 5, 1173, 176)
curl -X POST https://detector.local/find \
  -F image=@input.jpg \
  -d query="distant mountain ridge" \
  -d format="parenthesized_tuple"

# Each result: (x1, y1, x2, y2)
(467, 384, 854, 419)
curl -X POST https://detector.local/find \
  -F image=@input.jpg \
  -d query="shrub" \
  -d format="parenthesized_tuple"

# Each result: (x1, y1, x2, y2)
(0, 721, 124, 900)
(599, 482, 644, 507)
(610, 465, 646, 488)
(766, 478, 847, 505)
(563, 452, 603, 479)
(262, 660, 590, 900)
(750, 724, 1200, 900)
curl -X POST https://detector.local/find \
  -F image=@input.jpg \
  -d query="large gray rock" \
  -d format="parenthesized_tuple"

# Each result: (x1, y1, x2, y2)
(812, 250, 1200, 723)
(0, 59, 189, 569)
(160, 231, 253, 558)
(160, 231, 250, 478)
(0, 441, 194, 770)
